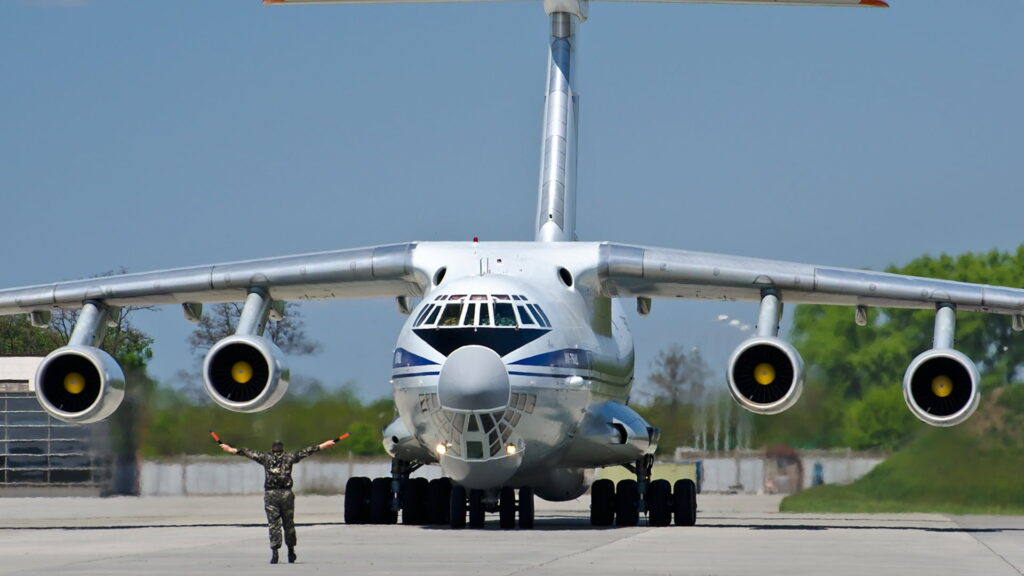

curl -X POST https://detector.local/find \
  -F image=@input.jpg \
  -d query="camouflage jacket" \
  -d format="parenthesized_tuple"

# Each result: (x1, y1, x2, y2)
(237, 444, 321, 491)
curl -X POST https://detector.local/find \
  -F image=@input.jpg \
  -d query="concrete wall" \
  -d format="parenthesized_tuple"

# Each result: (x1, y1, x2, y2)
(141, 450, 884, 496)
(140, 458, 441, 496)
(694, 450, 885, 494)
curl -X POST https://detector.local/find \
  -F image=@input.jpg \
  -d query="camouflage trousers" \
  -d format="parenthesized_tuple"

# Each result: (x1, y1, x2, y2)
(264, 489, 297, 550)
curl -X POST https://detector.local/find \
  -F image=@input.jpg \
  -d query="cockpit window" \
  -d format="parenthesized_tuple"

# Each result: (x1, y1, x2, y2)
(528, 304, 550, 328)
(516, 305, 536, 325)
(423, 305, 441, 326)
(494, 303, 517, 327)
(439, 303, 463, 326)
(418, 294, 550, 329)
(413, 304, 433, 327)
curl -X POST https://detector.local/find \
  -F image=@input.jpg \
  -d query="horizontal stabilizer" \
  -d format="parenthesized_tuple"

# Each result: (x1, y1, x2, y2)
(266, 0, 886, 7)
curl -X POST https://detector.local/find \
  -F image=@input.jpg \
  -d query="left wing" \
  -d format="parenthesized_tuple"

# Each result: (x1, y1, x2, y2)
(598, 242, 1024, 317)
(1, 242, 424, 423)
(0, 243, 423, 316)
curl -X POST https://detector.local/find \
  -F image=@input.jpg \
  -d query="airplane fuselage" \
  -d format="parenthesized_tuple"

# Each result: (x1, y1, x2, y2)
(387, 242, 653, 501)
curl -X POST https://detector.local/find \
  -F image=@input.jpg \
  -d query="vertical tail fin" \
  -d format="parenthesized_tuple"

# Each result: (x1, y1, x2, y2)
(535, 12, 580, 242)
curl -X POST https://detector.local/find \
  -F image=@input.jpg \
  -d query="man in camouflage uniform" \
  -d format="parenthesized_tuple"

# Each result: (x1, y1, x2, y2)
(220, 437, 337, 564)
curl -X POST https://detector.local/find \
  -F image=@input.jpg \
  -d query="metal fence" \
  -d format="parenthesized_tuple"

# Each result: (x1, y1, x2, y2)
(0, 391, 111, 489)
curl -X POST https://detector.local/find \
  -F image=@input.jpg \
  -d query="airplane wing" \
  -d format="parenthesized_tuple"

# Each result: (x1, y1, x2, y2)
(597, 243, 1024, 318)
(0, 243, 423, 316)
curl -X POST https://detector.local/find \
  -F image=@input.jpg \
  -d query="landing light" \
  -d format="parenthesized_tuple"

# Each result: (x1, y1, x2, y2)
(506, 444, 518, 455)
(435, 443, 448, 455)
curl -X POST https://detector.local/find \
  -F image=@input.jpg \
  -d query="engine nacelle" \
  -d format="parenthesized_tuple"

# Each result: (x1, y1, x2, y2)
(203, 334, 289, 413)
(903, 348, 979, 427)
(35, 345, 125, 423)
(727, 337, 805, 415)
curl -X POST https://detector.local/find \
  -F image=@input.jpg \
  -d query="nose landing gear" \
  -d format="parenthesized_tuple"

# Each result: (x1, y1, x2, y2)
(450, 485, 535, 529)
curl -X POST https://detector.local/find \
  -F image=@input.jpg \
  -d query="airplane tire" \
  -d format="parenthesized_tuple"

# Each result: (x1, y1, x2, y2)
(402, 477, 428, 525)
(370, 477, 397, 525)
(468, 489, 486, 529)
(518, 487, 535, 530)
(615, 479, 639, 527)
(344, 476, 371, 524)
(673, 479, 697, 526)
(427, 477, 452, 525)
(450, 485, 467, 529)
(499, 486, 516, 529)
(647, 479, 672, 527)
(589, 479, 615, 526)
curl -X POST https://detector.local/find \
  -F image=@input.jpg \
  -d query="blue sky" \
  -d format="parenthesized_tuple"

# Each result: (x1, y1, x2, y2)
(2, 0, 1022, 400)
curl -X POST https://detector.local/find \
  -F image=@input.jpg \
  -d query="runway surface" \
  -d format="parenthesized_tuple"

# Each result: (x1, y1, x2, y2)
(1, 494, 1022, 575)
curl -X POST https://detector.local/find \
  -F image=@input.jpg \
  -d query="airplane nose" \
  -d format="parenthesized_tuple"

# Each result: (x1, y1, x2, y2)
(438, 345, 510, 411)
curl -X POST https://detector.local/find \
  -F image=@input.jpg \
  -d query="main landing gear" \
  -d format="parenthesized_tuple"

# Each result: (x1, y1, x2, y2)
(343, 459, 536, 529)
(589, 455, 697, 527)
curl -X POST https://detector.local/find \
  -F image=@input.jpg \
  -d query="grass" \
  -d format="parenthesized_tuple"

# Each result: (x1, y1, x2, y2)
(781, 414, 1024, 515)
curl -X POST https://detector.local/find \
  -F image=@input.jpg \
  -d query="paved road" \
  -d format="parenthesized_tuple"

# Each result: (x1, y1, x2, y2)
(1, 494, 1021, 575)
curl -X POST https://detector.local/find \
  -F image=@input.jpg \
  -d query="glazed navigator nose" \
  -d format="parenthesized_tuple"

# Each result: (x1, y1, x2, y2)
(438, 345, 510, 411)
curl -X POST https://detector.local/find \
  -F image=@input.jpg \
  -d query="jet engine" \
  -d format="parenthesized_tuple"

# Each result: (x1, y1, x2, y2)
(203, 334, 289, 412)
(727, 337, 804, 415)
(902, 348, 979, 427)
(35, 345, 125, 423)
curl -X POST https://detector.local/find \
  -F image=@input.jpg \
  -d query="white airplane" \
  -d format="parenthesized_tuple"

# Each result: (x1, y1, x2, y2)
(4, 0, 1018, 529)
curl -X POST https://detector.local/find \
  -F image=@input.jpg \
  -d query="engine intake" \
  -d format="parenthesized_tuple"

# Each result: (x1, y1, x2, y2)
(903, 349, 979, 427)
(203, 334, 289, 412)
(35, 346, 125, 423)
(727, 337, 804, 415)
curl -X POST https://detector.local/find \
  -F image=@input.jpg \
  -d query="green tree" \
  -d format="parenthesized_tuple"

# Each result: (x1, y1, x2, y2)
(788, 246, 1024, 449)
(0, 316, 65, 355)
(637, 345, 713, 453)
(187, 302, 319, 356)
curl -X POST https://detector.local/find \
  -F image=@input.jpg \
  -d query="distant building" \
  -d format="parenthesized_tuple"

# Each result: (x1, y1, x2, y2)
(0, 357, 112, 494)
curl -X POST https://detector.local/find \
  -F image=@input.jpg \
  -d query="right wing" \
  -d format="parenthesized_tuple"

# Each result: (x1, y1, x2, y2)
(0, 243, 423, 316)
(598, 242, 1024, 317)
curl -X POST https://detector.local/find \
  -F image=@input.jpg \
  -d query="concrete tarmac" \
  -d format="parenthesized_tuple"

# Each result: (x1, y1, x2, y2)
(1, 494, 1022, 575)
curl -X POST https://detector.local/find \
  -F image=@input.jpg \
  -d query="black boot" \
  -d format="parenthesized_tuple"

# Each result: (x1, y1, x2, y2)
(287, 547, 297, 564)
(270, 549, 279, 564)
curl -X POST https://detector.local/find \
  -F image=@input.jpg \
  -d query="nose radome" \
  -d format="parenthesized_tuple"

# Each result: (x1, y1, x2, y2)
(438, 345, 510, 411)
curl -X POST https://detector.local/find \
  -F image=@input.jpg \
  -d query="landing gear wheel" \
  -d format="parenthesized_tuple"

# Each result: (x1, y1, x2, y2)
(589, 479, 615, 526)
(450, 484, 467, 529)
(344, 476, 371, 524)
(499, 486, 516, 529)
(402, 477, 428, 525)
(615, 479, 639, 527)
(647, 479, 672, 527)
(468, 489, 485, 529)
(518, 486, 535, 529)
(427, 477, 452, 525)
(370, 477, 397, 524)
(673, 479, 697, 526)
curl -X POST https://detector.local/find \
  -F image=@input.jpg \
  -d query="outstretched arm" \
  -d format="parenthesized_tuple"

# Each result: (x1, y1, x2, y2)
(318, 439, 337, 450)
(219, 443, 239, 455)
